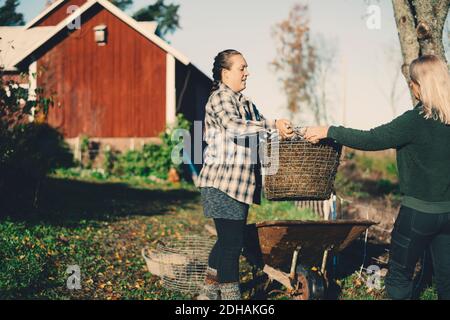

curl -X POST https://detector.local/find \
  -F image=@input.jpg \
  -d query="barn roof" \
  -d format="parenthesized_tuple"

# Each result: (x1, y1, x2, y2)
(24, 0, 67, 29)
(0, 26, 56, 71)
(4, 0, 190, 71)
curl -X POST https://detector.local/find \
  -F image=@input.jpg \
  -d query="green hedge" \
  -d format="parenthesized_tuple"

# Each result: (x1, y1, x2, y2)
(0, 123, 74, 211)
(109, 114, 191, 180)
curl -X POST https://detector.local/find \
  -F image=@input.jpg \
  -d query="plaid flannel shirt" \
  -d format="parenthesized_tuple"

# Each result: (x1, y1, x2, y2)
(198, 83, 277, 205)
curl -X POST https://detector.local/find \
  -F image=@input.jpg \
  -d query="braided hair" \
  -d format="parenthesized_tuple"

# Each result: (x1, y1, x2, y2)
(211, 49, 242, 93)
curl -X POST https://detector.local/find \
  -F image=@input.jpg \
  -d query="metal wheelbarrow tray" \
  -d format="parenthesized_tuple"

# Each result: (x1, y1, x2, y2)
(243, 219, 376, 300)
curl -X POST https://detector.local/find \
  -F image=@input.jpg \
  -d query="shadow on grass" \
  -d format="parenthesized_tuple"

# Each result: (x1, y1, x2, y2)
(336, 238, 389, 278)
(0, 177, 200, 227)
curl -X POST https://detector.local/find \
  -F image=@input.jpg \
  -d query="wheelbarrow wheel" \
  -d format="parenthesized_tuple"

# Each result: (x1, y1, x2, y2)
(291, 267, 310, 300)
(291, 265, 326, 300)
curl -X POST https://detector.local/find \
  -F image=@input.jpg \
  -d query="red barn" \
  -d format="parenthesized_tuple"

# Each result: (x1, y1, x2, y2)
(1, 0, 211, 158)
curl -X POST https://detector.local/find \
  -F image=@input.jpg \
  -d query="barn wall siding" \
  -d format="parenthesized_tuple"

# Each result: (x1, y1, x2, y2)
(175, 62, 210, 124)
(38, 3, 166, 138)
(175, 62, 212, 175)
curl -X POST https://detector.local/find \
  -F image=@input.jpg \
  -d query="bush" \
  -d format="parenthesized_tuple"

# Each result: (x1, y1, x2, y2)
(0, 123, 74, 210)
(0, 74, 74, 211)
(112, 114, 191, 180)
(335, 151, 399, 199)
(1, 123, 73, 177)
(376, 179, 400, 195)
(354, 153, 398, 182)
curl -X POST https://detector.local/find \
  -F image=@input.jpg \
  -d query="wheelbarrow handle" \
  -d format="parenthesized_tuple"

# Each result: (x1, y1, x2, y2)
(289, 246, 302, 280)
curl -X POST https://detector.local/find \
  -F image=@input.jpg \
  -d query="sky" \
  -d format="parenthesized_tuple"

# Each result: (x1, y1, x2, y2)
(10, 0, 450, 129)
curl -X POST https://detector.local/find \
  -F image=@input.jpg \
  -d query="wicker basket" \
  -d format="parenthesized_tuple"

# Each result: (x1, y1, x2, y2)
(142, 235, 215, 294)
(261, 132, 342, 201)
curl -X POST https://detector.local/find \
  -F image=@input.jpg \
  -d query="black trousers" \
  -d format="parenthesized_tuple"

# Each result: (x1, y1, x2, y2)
(386, 206, 450, 300)
(208, 218, 247, 283)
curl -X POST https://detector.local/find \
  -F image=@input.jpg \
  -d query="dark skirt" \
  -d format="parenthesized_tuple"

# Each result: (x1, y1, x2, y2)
(201, 187, 249, 221)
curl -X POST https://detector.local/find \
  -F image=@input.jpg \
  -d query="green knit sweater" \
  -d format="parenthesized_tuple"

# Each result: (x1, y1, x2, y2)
(327, 104, 450, 213)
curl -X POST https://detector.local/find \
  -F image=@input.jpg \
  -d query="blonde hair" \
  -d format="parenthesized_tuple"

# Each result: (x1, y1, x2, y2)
(410, 55, 450, 124)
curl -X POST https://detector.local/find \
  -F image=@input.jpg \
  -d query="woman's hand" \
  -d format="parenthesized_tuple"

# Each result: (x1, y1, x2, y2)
(276, 119, 295, 139)
(303, 126, 330, 144)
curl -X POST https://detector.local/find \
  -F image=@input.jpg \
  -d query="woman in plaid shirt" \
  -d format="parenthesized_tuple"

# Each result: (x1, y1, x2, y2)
(197, 49, 294, 300)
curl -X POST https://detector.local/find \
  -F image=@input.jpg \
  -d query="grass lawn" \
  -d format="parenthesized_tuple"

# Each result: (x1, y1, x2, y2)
(0, 172, 437, 300)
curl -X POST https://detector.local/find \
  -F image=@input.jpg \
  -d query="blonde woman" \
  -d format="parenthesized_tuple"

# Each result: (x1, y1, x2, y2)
(304, 55, 450, 300)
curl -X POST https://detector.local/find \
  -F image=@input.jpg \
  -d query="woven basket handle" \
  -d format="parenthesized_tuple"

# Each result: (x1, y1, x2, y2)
(262, 126, 306, 141)
(287, 126, 307, 141)
(141, 247, 149, 260)
(293, 126, 306, 136)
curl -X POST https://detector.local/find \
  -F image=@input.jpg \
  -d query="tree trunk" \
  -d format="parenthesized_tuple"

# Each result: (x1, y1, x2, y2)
(392, 0, 449, 102)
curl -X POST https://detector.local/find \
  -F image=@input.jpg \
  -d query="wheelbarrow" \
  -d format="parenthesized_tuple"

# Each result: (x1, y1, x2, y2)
(243, 219, 376, 300)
